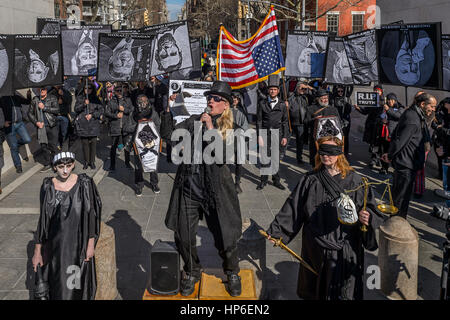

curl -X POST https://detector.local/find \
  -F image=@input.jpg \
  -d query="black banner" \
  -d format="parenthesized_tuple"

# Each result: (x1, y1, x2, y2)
(13, 34, 63, 89)
(61, 25, 112, 76)
(377, 23, 442, 89)
(97, 33, 154, 82)
(324, 36, 353, 85)
(442, 34, 450, 91)
(0, 35, 15, 96)
(170, 38, 202, 80)
(36, 18, 66, 35)
(141, 21, 193, 76)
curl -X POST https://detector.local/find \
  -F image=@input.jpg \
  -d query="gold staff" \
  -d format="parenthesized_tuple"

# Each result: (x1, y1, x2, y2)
(259, 230, 318, 276)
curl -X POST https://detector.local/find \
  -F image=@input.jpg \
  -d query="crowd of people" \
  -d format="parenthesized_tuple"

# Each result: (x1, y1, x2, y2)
(1, 58, 449, 300)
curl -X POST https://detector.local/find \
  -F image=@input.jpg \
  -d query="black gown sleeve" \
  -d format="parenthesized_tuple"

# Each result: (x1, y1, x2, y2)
(266, 176, 310, 244)
(35, 178, 53, 244)
(87, 177, 102, 241)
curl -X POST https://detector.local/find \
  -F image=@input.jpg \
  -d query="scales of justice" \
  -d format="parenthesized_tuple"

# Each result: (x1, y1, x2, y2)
(259, 177, 399, 275)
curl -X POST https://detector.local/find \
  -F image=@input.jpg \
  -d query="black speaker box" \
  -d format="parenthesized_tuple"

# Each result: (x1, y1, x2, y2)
(148, 240, 180, 295)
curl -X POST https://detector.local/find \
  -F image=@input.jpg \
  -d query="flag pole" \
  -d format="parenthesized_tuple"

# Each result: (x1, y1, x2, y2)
(218, 24, 223, 81)
(281, 74, 292, 133)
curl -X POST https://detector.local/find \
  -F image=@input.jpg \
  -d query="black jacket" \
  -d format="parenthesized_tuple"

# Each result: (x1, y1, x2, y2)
(383, 103, 404, 140)
(104, 96, 135, 136)
(432, 106, 450, 158)
(356, 105, 384, 145)
(0, 94, 31, 128)
(388, 106, 430, 171)
(151, 83, 169, 114)
(331, 95, 352, 130)
(288, 93, 310, 126)
(257, 97, 290, 139)
(133, 104, 161, 136)
(49, 87, 72, 117)
(74, 94, 104, 138)
(28, 94, 59, 128)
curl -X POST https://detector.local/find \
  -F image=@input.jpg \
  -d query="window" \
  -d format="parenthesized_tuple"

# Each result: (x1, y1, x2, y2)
(352, 14, 364, 33)
(327, 13, 339, 35)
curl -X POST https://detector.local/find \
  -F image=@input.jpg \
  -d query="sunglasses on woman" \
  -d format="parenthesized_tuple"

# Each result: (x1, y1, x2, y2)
(207, 95, 226, 103)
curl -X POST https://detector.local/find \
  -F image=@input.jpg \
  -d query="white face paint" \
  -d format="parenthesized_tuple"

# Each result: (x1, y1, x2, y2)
(55, 162, 75, 180)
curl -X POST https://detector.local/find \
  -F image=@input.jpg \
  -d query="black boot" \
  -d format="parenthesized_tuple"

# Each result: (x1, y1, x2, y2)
(180, 273, 200, 296)
(256, 181, 267, 190)
(225, 272, 241, 297)
(235, 182, 243, 194)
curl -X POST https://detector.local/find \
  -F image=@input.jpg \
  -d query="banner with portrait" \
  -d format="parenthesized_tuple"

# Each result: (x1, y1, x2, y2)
(134, 120, 160, 173)
(343, 29, 378, 85)
(168, 80, 213, 124)
(285, 31, 328, 78)
(441, 35, 450, 91)
(13, 34, 63, 89)
(141, 21, 193, 76)
(324, 36, 353, 85)
(0, 35, 15, 96)
(36, 18, 66, 35)
(97, 33, 153, 82)
(377, 23, 442, 89)
(170, 38, 202, 80)
(61, 25, 111, 76)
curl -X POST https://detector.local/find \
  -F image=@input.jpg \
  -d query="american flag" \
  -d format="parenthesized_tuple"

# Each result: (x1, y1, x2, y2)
(216, 6, 285, 89)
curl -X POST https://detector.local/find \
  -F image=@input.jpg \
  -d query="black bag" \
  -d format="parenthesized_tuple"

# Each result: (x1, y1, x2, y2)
(34, 264, 49, 300)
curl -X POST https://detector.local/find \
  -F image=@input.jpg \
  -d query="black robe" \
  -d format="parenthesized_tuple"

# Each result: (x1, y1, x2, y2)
(35, 173, 102, 300)
(267, 170, 384, 300)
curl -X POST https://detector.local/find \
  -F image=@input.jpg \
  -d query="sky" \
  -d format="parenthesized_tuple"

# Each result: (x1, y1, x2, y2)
(166, 0, 185, 22)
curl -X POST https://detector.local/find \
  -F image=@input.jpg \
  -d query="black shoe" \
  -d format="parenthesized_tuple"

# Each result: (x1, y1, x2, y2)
(273, 181, 286, 190)
(225, 272, 241, 297)
(16, 167, 23, 174)
(83, 163, 89, 170)
(180, 274, 200, 296)
(434, 189, 450, 200)
(40, 165, 51, 173)
(135, 187, 143, 197)
(151, 184, 160, 194)
(90, 163, 96, 170)
(297, 158, 304, 164)
(256, 181, 267, 190)
(125, 162, 132, 169)
(235, 182, 243, 194)
(23, 156, 29, 162)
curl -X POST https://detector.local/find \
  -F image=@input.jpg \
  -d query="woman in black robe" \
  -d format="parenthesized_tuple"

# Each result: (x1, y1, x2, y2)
(267, 136, 384, 300)
(32, 151, 101, 300)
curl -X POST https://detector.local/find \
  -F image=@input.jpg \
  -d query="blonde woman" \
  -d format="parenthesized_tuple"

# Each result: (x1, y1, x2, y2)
(160, 81, 243, 297)
(266, 136, 383, 300)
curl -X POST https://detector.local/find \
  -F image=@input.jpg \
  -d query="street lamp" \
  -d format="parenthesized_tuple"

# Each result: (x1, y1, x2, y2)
(111, 8, 147, 29)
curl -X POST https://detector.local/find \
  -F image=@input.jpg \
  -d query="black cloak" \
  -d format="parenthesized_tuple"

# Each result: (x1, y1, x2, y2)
(160, 112, 243, 252)
(35, 173, 102, 300)
(267, 169, 384, 300)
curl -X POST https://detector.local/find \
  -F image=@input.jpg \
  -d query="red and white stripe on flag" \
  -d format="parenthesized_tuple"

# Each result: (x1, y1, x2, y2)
(216, 6, 285, 89)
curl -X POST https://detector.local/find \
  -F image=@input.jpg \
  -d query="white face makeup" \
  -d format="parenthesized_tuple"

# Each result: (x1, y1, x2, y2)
(55, 162, 75, 180)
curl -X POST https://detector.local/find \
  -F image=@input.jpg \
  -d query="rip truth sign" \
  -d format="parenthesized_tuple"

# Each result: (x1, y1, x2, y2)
(356, 92, 379, 107)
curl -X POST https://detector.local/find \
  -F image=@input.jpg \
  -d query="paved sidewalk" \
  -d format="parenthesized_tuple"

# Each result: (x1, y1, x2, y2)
(0, 111, 447, 300)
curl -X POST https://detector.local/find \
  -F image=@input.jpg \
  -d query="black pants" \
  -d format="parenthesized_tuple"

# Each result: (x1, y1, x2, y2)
(293, 125, 305, 162)
(379, 140, 390, 171)
(80, 137, 97, 165)
(260, 136, 281, 184)
(343, 125, 350, 155)
(134, 153, 158, 188)
(235, 164, 242, 184)
(175, 195, 240, 279)
(392, 165, 417, 218)
(41, 126, 59, 166)
(309, 137, 317, 166)
(110, 134, 131, 169)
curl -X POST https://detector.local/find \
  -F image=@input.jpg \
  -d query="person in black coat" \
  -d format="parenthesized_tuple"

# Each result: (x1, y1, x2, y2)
(130, 81, 152, 107)
(104, 83, 135, 171)
(0, 107, 4, 194)
(256, 74, 289, 190)
(160, 81, 243, 297)
(288, 81, 313, 163)
(74, 83, 103, 170)
(132, 94, 161, 196)
(432, 97, 450, 180)
(305, 89, 341, 166)
(382, 93, 437, 218)
(331, 84, 353, 155)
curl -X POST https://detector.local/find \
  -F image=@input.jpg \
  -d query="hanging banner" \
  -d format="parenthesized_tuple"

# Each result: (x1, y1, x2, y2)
(170, 38, 202, 80)
(356, 91, 379, 107)
(324, 36, 353, 85)
(168, 80, 212, 124)
(285, 31, 328, 78)
(134, 120, 160, 172)
(343, 29, 378, 85)
(61, 25, 112, 76)
(36, 18, 67, 35)
(0, 35, 15, 96)
(377, 23, 442, 89)
(13, 34, 63, 89)
(442, 34, 450, 91)
(97, 33, 153, 82)
(141, 21, 193, 76)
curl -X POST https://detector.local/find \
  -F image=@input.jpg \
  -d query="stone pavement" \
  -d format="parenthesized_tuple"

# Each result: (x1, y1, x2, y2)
(0, 110, 448, 300)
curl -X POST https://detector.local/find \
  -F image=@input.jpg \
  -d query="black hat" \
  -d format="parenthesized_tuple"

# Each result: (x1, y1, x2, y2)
(204, 81, 233, 105)
(316, 88, 329, 98)
(267, 74, 280, 88)
(386, 93, 398, 101)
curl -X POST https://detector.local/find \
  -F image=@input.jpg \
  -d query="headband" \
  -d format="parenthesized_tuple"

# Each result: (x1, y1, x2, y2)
(318, 144, 343, 156)
(53, 152, 75, 165)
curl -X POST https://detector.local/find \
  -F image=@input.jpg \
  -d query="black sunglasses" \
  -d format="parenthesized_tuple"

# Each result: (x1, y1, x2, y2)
(207, 95, 226, 103)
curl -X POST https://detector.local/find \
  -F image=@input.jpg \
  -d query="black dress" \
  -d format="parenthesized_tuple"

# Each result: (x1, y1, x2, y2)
(267, 169, 384, 300)
(35, 174, 102, 300)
